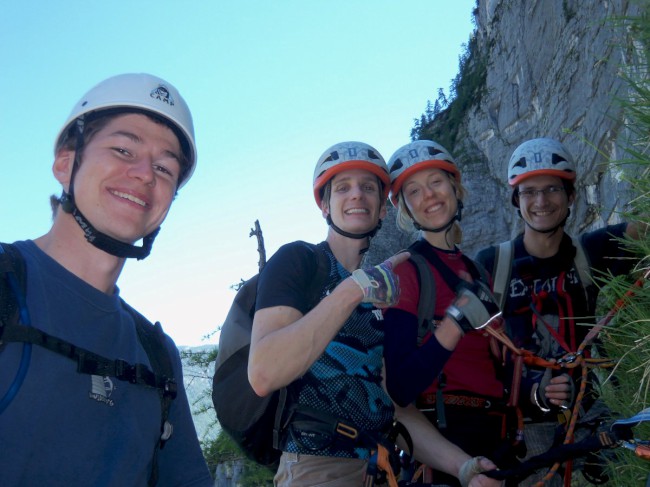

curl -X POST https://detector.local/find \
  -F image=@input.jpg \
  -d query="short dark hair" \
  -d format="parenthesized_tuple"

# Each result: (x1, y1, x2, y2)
(56, 109, 191, 187)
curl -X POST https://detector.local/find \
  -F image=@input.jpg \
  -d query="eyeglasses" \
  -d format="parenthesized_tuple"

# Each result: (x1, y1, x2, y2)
(518, 186, 565, 199)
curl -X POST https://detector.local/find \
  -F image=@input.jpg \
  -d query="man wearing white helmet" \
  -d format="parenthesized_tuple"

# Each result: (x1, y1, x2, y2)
(475, 137, 642, 485)
(248, 141, 503, 487)
(0, 74, 212, 486)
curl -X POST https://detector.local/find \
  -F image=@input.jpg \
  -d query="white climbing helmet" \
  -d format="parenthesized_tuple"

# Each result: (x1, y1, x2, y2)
(313, 141, 390, 207)
(54, 73, 197, 188)
(387, 140, 460, 206)
(507, 138, 576, 186)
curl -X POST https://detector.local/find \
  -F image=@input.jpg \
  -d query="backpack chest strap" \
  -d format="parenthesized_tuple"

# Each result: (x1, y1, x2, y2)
(1, 320, 176, 396)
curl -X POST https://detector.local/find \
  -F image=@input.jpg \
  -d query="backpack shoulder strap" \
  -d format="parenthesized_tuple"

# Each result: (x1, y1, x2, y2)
(0, 243, 31, 416)
(474, 259, 491, 287)
(121, 301, 176, 383)
(461, 254, 491, 286)
(272, 242, 330, 450)
(0, 243, 25, 273)
(123, 300, 178, 425)
(408, 250, 436, 346)
(0, 243, 27, 327)
(492, 240, 514, 310)
(123, 300, 177, 487)
(304, 242, 332, 306)
(571, 235, 594, 295)
(0, 244, 172, 486)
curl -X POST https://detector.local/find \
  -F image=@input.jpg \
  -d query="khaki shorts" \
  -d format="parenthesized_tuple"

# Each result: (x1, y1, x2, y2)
(274, 452, 367, 487)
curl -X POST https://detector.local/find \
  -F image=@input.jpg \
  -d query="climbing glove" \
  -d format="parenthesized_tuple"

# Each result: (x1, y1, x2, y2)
(458, 456, 488, 487)
(351, 260, 400, 307)
(534, 368, 576, 412)
(445, 280, 501, 334)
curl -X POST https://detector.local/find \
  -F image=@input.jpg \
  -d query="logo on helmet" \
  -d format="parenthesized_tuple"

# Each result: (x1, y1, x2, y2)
(150, 85, 175, 106)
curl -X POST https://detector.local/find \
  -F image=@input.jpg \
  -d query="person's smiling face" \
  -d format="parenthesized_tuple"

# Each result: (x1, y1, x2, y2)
(403, 167, 458, 230)
(57, 113, 182, 244)
(517, 174, 573, 232)
(323, 168, 386, 234)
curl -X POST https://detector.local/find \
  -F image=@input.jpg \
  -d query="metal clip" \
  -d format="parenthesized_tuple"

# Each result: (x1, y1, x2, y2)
(336, 422, 359, 440)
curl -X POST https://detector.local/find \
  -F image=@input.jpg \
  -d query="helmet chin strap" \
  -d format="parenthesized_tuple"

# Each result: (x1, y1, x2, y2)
(409, 200, 463, 234)
(60, 192, 159, 259)
(59, 117, 159, 260)
(326, 214, 382, 239)
(326, 215, 381, 255)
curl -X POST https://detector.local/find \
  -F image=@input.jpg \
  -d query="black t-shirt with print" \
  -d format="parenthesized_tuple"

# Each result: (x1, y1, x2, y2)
(475, 223, 633, 414)
(256, 240, 394, 459)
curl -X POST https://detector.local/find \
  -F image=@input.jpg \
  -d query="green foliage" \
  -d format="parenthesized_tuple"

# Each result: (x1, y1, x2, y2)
(202, 430, 274, 486)
(597, 4, 650, 484)
(239, 460, 275, 487)
(628, 1, 650, 54)
(182, 341, 274, 485)
(182, 346, 218, 367)
(410, 31, 487, 153)
(202, 429, 241, 467)
(181, 347, 218, 419)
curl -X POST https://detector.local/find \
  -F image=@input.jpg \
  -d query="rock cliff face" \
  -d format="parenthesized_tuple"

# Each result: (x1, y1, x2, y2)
(366, 0, 643, 265)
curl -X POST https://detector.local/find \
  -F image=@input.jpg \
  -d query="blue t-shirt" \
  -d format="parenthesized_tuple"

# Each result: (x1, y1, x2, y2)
(255, 241, 394, 459)
(0, 240, 212, 487)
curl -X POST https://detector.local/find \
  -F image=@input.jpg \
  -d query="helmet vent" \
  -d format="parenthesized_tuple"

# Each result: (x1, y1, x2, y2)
(426, 147, 444, 157)
(323, 151, 339, 164)
(389, 159, 403, 173)
(512, 157, 527, 169)
(552, 153, 568, 165)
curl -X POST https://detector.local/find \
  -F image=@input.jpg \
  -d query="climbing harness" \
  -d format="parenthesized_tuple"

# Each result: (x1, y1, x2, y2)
(483, 269, 650, 485)
(283, 405, 411, 487)
(483, 407, 650, 485)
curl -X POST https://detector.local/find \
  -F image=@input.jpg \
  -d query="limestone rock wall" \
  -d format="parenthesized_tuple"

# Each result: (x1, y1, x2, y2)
(367, 0, 643, 265)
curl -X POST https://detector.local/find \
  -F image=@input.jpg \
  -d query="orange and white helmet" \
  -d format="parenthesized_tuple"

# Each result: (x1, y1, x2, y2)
(387, 140, 459, 206)
(507, 138, 576, 186)
(55, 73, 196, 188)
(313, 141, 390, 207)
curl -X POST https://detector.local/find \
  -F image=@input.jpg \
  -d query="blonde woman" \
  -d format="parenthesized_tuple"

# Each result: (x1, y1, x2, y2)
(384, 140, 514, 486)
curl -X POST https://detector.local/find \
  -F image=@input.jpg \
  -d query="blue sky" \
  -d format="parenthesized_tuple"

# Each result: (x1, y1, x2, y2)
(1, 0, 476, 346)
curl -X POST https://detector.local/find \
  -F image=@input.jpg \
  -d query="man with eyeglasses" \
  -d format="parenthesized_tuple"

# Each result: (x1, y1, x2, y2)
(474, 137, 643, 486)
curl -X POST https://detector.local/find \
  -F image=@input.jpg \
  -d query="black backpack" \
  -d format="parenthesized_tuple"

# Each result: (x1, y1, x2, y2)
(0, 242, 176, 487)
(212, 241, 330, 467)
